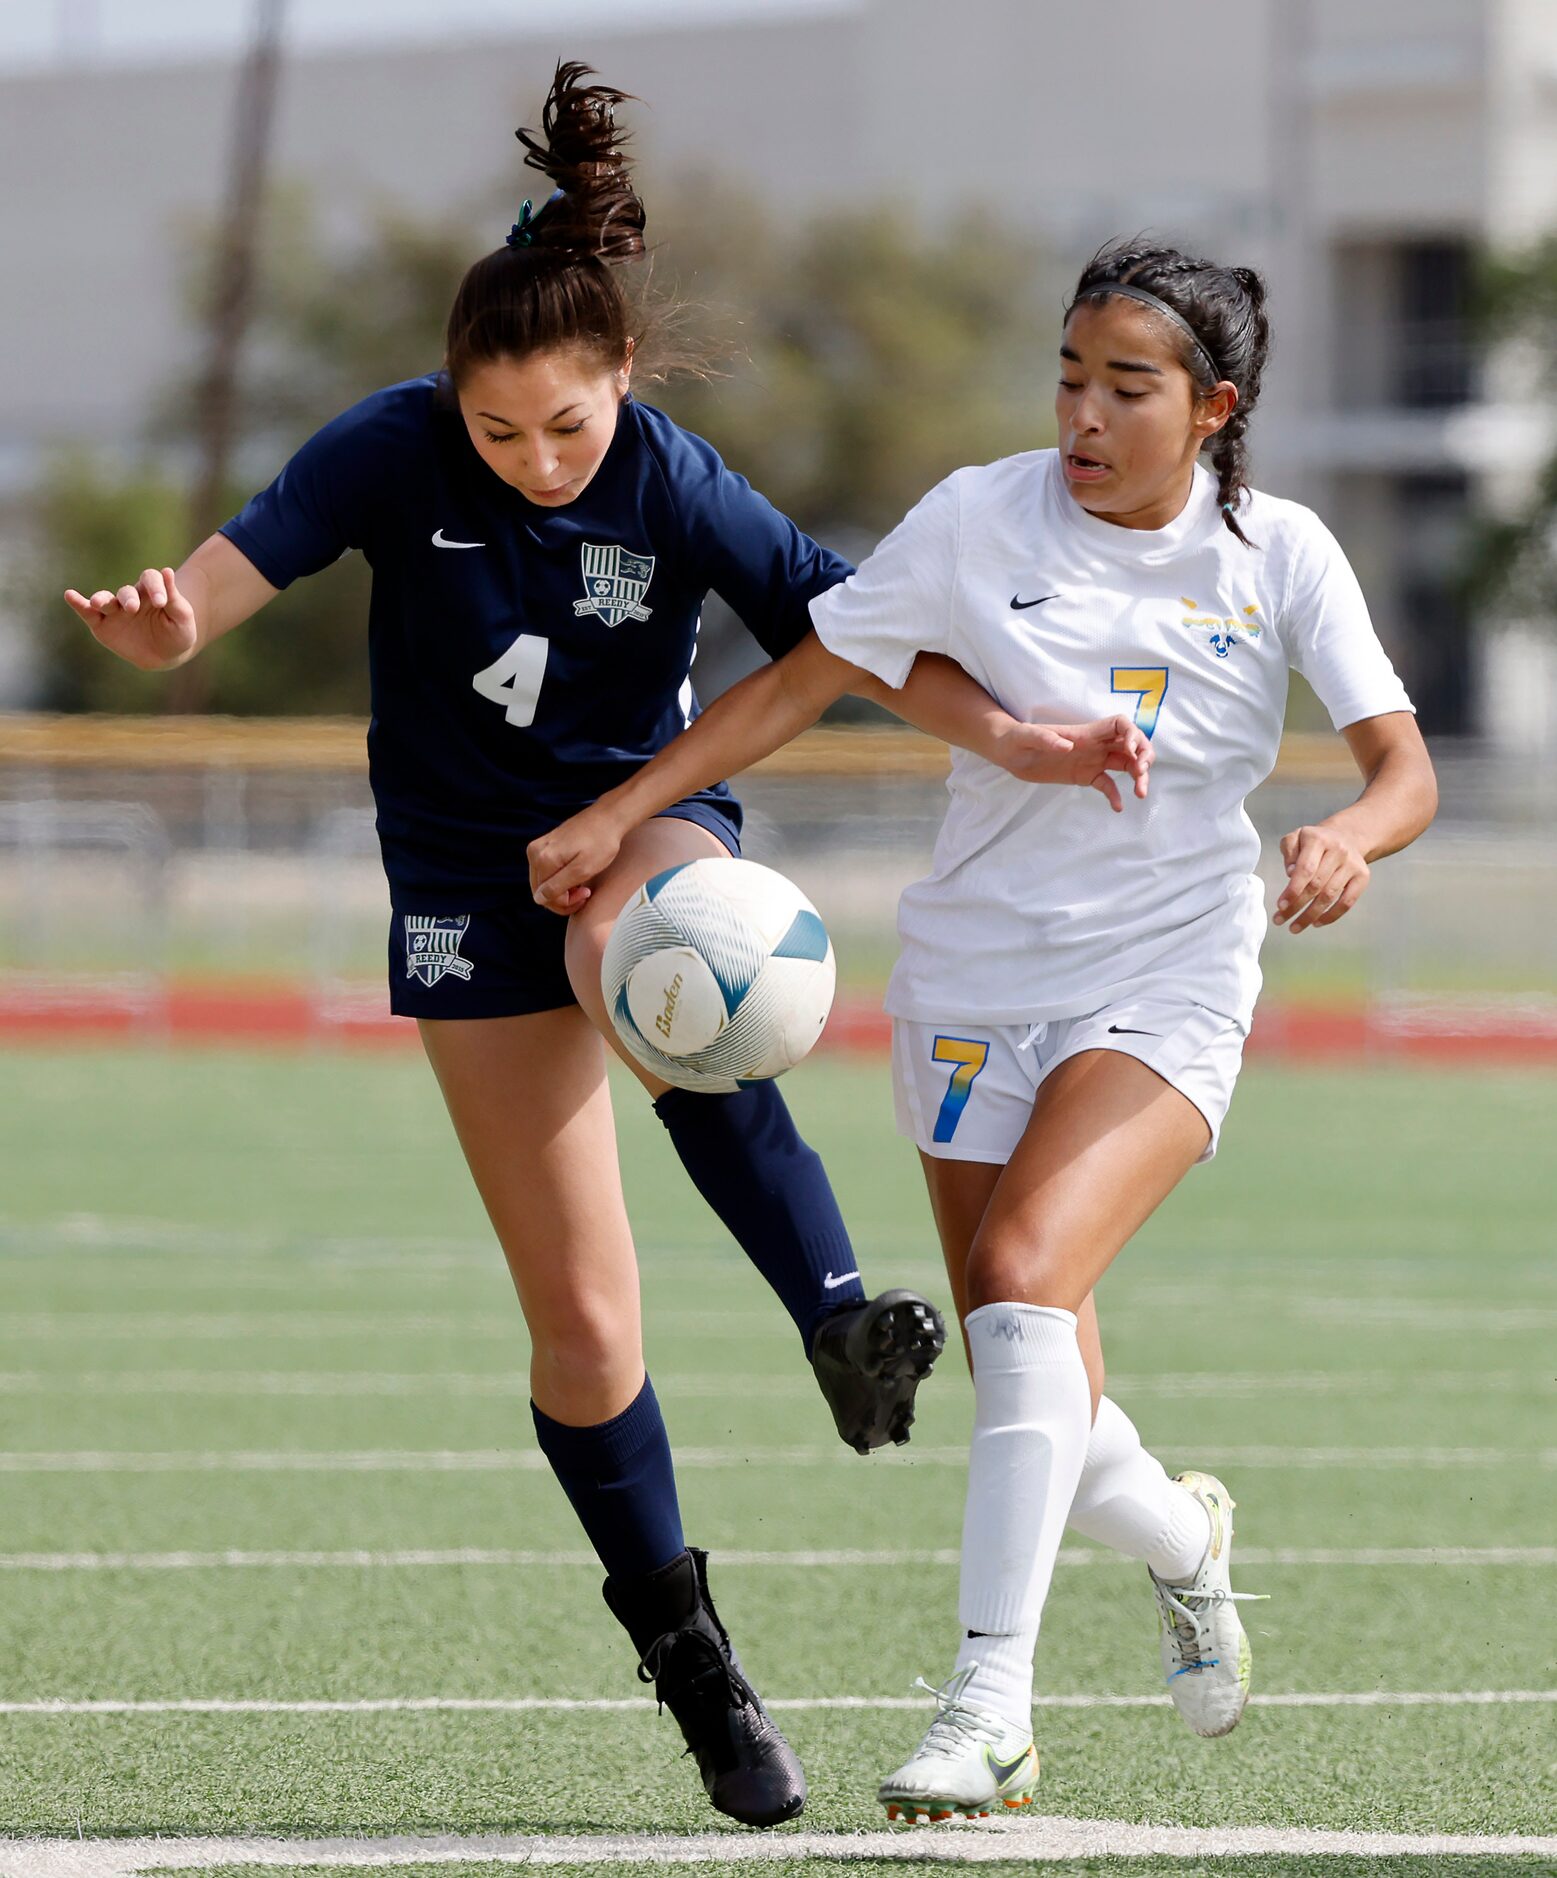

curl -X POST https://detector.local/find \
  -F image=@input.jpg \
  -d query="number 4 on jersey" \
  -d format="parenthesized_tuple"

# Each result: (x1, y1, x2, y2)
(473, 633, 549, 727)
(1111, 665, 1169, 738)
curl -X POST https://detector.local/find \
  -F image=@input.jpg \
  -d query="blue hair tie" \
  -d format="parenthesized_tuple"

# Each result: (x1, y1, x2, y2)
(506, 199, 535, 249)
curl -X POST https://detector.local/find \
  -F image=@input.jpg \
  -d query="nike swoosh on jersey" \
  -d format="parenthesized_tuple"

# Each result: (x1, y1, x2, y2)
(432, 529, 485, 549)
(985, 1746, 1033, 1787)
(1009, 593, 1059, 610)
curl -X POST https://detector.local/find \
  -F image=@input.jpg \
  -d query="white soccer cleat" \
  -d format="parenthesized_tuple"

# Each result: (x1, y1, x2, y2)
(1149, 1469, 1265, 1738)
(878, 1667, 1038, 1823)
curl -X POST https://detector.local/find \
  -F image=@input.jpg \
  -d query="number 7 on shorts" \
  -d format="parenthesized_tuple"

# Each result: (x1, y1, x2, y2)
(930, 1036, 990, 1144)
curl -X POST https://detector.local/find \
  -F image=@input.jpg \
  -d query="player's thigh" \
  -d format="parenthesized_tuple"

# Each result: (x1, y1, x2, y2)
(417, 1005, 644, 1409)
(564, 816, 732, 1095)
(918, 1150, 1104, 1406)
(966, 1047, 1210, 1316)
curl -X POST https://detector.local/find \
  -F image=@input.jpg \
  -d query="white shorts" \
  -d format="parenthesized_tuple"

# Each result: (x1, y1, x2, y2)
(892, 997, 1247, 1167)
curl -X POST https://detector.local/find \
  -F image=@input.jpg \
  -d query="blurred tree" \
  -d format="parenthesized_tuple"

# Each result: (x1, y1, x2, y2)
(234, 186, 480, 440)
(653, 189, 1058, 537)
(1465, 236, 1557, 620)
(30, 188, 473, 715)
(27, 182, 1058, 714)
(32, 450, 371, 714)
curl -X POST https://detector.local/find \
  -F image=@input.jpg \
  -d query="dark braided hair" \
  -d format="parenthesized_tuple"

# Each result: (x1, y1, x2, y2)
(1066, 240, 1271, 547)
(445, 62, 662, 384)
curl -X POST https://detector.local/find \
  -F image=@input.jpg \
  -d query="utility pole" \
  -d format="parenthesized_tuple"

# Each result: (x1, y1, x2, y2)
(169, 0, 287, 713)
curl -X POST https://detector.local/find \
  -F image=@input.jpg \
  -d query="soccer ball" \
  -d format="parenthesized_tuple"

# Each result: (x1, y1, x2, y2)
(602, 857, 836, 1093)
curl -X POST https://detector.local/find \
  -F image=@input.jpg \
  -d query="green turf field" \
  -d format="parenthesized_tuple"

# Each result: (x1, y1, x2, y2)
(0, 1045, 1554, 1876)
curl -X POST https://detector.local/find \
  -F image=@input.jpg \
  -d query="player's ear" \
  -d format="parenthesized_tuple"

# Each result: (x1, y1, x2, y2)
(1195, 379, 1238, 442)
(616, 337, 635, 398)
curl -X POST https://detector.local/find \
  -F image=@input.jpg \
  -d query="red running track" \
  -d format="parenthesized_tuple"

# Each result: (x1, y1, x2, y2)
(1, 981, 1554, 1064)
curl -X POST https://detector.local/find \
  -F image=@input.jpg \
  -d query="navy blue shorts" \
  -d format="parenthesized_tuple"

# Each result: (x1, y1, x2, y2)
(389, 799, 742, 1020)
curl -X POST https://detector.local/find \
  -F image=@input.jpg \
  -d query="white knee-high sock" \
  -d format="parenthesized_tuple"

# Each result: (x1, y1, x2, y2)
(1068, 1395, 1211, 1582)
(953, 1302, 1091, 1730)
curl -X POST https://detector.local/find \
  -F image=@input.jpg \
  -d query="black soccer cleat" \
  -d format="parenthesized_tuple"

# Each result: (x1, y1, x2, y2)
(603, 1546, 806, 1828)
(810, 1288, 947, 1455)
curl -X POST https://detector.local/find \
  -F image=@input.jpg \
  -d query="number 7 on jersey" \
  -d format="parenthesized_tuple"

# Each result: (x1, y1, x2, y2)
(1111, 665, 1170, 738)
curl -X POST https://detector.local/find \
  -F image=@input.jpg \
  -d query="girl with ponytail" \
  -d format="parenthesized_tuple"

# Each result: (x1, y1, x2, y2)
(531, 237, 1439, 1820)
(63, 64, 1148, 1828)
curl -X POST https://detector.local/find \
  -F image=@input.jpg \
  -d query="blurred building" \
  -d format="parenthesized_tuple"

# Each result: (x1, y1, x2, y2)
(3, 0, 1556, 736)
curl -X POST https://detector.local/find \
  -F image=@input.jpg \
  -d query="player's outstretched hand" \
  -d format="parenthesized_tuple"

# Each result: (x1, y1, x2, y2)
(1274, 823, 1370, 933)
(994, 714, 1152, 812)
(529, 806, 624, 916)
(64, 567, 198, 670)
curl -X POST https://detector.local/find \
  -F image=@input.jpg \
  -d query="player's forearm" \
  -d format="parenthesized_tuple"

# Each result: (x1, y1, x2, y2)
(1320, 740, 1438, 862)
(851, 653, 1015, 762)
(178, 534, 280, 659)
(595, 639, 848, 836)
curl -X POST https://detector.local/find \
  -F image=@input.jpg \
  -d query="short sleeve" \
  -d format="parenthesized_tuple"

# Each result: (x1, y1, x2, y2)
(220, 391, 404, 590)
(659, 417, 853, 659)
(1280, 511, 1414, 730)
(807, 475, 960, 690)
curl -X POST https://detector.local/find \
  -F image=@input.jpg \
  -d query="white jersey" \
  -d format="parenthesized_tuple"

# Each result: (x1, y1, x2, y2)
(809, 451, 1414, 1029)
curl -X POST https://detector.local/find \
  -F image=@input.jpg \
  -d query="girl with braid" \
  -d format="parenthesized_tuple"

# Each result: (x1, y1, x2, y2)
(530, 239, 1439, 1820)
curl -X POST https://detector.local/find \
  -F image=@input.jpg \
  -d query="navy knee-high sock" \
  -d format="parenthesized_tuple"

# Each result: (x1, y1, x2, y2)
(531, 1376, 684, 1581)
(653, 1081, 867, 1357)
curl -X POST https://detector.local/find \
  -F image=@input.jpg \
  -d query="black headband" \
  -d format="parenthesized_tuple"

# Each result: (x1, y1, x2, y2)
(1074, 281, 1223, 384)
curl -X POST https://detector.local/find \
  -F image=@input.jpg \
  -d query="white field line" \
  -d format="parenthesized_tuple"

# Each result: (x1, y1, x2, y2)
(4, 1690, 1555, 1718)
(0, 1367, 1545, 1400)
(0, 1218, 494, 1264)
(0, 1215, 778, 1266)
(6, 1818, 1557, 1877)
(10, 1209, 1554, 1287)
(1, 1444, 1553, 1472)
(1300, 1298, 1557, 1332)
(0, 1371, 810, 1400)
(8, 1300, 1556, 1344)
(0, 1544, 1552, 1573)
(0, 1312, 770, 1341)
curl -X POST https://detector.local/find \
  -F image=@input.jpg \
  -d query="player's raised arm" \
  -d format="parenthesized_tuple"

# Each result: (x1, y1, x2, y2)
(527, 635, 1154, 910)
(869, 655, 1152, 808)
(64, 532, 280, 672)
(528, 630, 860, 910)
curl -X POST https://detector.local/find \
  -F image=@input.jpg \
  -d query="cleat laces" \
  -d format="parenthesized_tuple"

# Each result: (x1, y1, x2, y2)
(908, 1668, 1008, 1761)
(637, 1628, 756, 1716)
(1155, 1582, 1268, 1677)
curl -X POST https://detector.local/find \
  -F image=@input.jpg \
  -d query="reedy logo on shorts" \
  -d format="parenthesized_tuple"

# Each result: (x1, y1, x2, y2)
(404, 915, 474, 986)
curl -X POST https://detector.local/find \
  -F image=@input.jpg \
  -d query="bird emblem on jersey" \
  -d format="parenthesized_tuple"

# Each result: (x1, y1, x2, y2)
(574, 543, 655, 628)
(1180, 597, 1263, 659)
(404, 915, 474, 987)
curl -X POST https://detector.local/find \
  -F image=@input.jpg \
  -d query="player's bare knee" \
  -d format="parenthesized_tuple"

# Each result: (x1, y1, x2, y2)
(563, 909, 612, 1016)
(532, 1302, 640, 1393)
(964, 1234, 1076, 1315)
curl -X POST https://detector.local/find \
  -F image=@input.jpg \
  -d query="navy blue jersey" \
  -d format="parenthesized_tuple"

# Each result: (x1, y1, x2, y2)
(221, 377, 851, 906)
